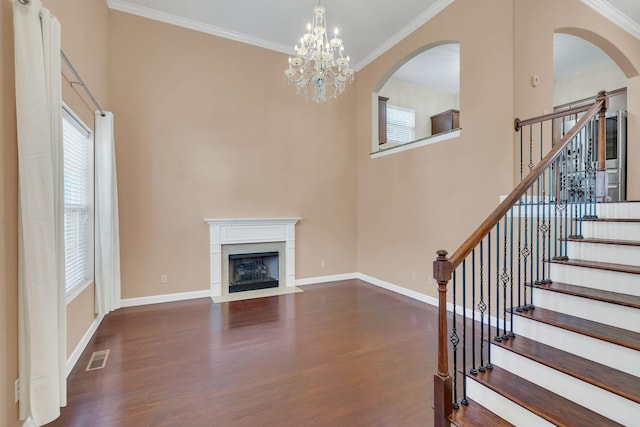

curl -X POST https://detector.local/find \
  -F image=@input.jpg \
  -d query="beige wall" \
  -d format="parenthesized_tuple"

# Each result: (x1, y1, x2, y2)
(1, 0, 20, 424)
(356, 0, 515, 295)
(356, 0, 640, 299)
(107, 11, 358, 299)
(514, 0, 640, 198)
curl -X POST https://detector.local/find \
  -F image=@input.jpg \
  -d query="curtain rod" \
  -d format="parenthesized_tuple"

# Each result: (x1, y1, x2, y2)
(61, 50, 106, 117)
(17, 0, 106, 115)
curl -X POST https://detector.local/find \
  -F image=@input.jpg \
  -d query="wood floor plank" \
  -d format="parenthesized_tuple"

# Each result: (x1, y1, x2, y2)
(46, 280, 438, 427)
(513, 307, 640, 351)
(470, 366, 624, 427)
(533, 281, 640, 309)
(494, 336, 640, 404)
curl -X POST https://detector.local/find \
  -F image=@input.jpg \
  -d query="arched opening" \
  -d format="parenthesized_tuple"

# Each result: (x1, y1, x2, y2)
(372, 42, 460, 155)
(553, 32, 628, 201)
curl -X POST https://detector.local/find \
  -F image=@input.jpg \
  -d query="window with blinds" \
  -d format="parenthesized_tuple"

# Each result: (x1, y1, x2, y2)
(386, 104, 416, 143)
(63, 107, 94, 293)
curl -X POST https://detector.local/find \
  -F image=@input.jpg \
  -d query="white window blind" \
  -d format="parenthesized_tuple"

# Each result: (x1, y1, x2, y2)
(63, 108, 94, 293)
(387, 104, 416, 143)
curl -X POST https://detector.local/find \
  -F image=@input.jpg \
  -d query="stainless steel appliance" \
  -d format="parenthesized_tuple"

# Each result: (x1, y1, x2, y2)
(596, 110, 627, 201)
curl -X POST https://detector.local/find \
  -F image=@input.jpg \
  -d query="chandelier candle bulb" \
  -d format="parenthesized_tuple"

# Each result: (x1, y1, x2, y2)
(284, 2, 354, 102)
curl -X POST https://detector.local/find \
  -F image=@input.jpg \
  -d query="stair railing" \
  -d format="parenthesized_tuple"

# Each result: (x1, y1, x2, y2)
(433, 91, 608, 426)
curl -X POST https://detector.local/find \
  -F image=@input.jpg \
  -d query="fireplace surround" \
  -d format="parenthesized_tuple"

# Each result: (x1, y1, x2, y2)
(204, 218, 301, 301)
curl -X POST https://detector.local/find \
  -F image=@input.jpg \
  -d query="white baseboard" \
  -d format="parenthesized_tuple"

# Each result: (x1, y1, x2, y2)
(295, 273, 358, 286)
(357, 273, 439, 306)
(357, 273, 506, 330)
(120, 289, 211, 308)
(67, 313, 105, 377)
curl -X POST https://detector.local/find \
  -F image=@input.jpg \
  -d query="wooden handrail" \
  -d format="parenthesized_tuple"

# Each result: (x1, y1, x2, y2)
(447, 96, 606, 270)
(515, 104, 589, 131)
(514, 90, 607, 131)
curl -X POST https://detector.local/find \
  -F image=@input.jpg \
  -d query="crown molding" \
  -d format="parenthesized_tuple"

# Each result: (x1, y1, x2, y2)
(106, 0, 294, 56)
(353, 0, 454, 71)
(581, 0, 640, 41)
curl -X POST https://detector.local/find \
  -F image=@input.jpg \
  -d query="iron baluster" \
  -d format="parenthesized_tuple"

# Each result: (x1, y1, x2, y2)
(478, 240, 487, 372)
(501, 219, 509, 341)
(451, 270, 459, 410)
(471, 250, 477, 375)
(461, 261, 468, 406)
(494, 224, 502, 342)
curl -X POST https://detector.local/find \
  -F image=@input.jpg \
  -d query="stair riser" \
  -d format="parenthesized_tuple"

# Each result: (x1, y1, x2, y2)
(581, 221, 640, 240)
(596, 203, 640, 218)
(512, 315, 640, 376)
(491, 345, 640, 425)
(466, 379, 554, 427)
(533, 289, 640, 333)
(549, 263, 640, 296)
(566, 241, 640, 267)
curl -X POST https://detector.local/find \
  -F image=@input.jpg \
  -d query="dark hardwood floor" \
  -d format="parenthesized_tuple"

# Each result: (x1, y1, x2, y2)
(47, 280, 438, 426)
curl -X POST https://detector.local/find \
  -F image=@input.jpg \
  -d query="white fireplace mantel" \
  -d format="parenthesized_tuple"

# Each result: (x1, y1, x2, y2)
(204, 218, 301, 298)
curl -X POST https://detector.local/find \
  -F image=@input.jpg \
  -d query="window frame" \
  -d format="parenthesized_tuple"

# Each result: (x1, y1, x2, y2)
(62, 103, 95, 304)
(386, 104, 416, 144)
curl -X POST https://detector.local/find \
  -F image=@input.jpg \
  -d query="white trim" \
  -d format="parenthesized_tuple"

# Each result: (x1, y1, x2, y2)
(357, 273, 506, 329)
(66, 313, 105, 377)
(120, 289, 211, 308)
(106, 0, 454, 72)
(106, 0, 294, 56)
(357, 273, 439, 305)
(581, 0, 640, 41)
(295, 273, 358, 286)
(205, 218, 301, 298)
(22, 417, 37, 427)
(65, 279, 93, 305)
(370, 129, 461, 159)
(354, 0, 454, 70)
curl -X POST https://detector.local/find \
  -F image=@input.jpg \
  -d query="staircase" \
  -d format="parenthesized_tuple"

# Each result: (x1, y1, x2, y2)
(452, 202, 640, 426)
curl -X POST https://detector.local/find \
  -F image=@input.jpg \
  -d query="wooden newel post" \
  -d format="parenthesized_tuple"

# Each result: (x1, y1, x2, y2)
(597, 90, 608, 172)
(433, 249, 453, 427)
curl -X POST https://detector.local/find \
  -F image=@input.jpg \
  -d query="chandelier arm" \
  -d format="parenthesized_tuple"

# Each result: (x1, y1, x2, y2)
(284, 3, 352, 102)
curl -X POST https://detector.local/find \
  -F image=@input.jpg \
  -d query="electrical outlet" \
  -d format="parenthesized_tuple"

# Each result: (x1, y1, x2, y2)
(14, 379, 19, 403)
(320, 260, 326, 267)
(160, 274, 168, 284)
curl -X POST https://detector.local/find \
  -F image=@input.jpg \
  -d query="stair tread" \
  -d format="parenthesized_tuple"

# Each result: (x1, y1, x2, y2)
(469, 366, 623, 427)
(533, 281, 640, 309)
(581, 218, 640, 222)
(449, 397, 514, 427)
(566, 237, 640, 246)
(513, 307, 640, 351)
(494, 336, 640, 404)
(550, 258, 640, 275)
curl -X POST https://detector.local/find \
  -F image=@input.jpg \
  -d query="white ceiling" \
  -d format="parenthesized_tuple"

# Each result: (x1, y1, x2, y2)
(106, 0, 454, 71)
(553, 33, 614, 80)
(107, 0, 640, 85)
(392, 44, 460, 93)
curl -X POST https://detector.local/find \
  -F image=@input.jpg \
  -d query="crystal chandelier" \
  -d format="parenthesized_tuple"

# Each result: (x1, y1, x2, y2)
(284, 3, 354, 102)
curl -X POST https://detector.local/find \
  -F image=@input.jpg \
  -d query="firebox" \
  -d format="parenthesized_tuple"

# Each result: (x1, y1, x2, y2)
(228, 252, 279, 293)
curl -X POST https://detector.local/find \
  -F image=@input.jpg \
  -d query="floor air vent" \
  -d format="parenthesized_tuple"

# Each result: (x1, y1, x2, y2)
(86, 349, 110, 371)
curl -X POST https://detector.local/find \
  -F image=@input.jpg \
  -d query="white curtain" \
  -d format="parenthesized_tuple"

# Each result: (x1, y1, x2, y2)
(95, 111, 121, 314)
(13, 0, 66, 425)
